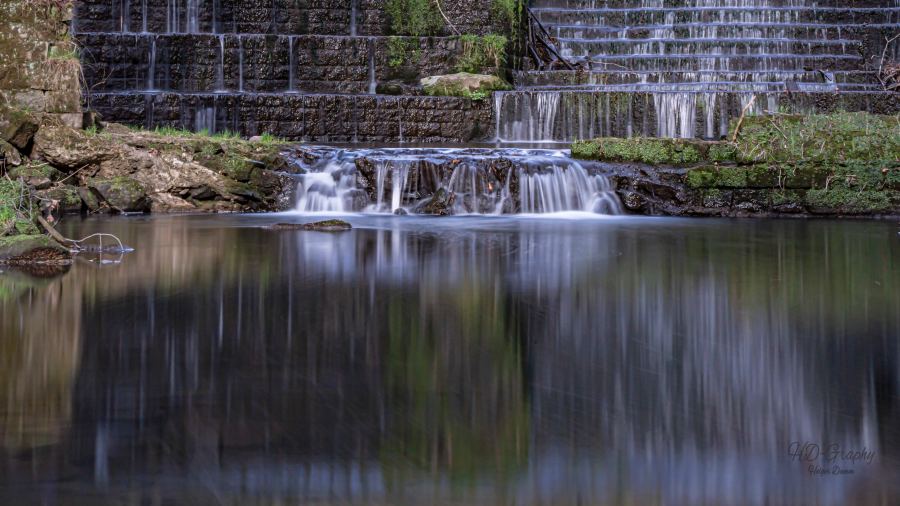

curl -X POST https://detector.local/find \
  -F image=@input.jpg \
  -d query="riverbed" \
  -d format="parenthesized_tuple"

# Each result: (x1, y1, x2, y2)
(1, 214, 899, 505)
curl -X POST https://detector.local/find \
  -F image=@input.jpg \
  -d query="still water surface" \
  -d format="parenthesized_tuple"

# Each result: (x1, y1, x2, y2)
(1, 215, 899, 505)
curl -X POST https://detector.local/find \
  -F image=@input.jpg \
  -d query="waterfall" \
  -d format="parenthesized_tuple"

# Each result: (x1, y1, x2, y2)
(238, 35, 244, 92)
(186, 0, 200, 34)
(147, 35, 157, 91)
(195, 106, 216, 133)
(287, 36, 295, 92)
(141, 0, 147, 33)
(294, 158, 359, 213)
(216, 35, 225, 92)
(121, 0, 130, 33)
(350, 0, 358, 37)
(367, 38, 377, 95)
(166, 0, 179, 34)
(288, 147, 623, 216)
(519, 162, 622, 215)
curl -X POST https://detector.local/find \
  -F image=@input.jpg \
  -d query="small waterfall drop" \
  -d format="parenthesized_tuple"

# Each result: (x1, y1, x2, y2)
(147, 35, 157, 91)
(287, 147, 623, 216)
(350, 0, 358, 37)
(294, 155, 359, 213)
(367, 38, 377, 95)
(287, 36, 295, 92)
(238, 35, 244, 92)
(216, 35, 225, 92)
(186, 0, 200, 34)
(519, 162, 622, 215)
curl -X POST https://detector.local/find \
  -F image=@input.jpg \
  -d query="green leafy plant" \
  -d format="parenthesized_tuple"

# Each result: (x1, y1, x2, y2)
(385, 0, 443, 36)
(492, 0, 523, 32)
(455, 34, 508, 74)
(387, 37, 421, 68)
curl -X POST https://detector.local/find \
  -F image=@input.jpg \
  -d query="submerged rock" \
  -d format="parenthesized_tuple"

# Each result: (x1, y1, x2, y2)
(412, 187, 456, 215)
(268, 220, 352, 232)
(0, 235, 72, 265)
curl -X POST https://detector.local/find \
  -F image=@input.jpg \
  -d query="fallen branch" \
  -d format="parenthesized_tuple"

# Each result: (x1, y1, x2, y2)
(731, 95, 758, 143)
(37, 214, 127, 253)
(434, 0, 460, 36)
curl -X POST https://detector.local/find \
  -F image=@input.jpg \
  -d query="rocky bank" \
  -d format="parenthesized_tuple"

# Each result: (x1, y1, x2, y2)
(572, 113, 900, 218)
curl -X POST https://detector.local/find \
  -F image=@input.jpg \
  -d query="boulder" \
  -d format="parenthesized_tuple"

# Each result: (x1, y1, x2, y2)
(413, 187, 456, 215)
(88, 177, 150, 212)
(0, 235, 72, 265)
(37, 185, 83, 214)
(0, 106, 39, 150)
(31, 125, 116, 171)
(0, 139, 22, 167)
(420, 73, 511, 99)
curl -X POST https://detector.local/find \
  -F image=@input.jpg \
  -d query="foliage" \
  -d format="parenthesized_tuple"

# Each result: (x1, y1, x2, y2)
(385, 0, 443, 37)
(572, 137, 704, 165)
(455, 34, 508, 74)
(492, 0, 523, 32)
(731, 112, 900, 164)
(0, 179, 38, 237)
(387, 37, 421, 68)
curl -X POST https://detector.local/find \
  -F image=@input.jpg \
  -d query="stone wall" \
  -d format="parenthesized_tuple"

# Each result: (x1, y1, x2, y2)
(74, 0, 504, 36)
(0, 0, 83, 127)
(88, 92, 494, 143)
(79, 33, 467, 94)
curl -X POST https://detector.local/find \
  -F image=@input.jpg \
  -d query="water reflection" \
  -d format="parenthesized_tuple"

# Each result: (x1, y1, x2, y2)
(1, 215, 898, 505)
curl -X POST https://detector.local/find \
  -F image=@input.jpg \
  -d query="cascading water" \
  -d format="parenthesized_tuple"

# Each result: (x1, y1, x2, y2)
(499, 0, 894, 141)
(519, 163, 622, 215)
(285, 147, 623, 216)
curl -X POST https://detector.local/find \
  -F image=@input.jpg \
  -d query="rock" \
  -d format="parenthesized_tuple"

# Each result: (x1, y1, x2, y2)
(8, 164, 63, 190)
(189, 185, 218, 200)
(37, 185, 83, 214)
(0, 106, 39, 150)
(268, 220, 352, 232)
(31, 124, 116, 171)
(376, 82, 406, 95)
(0, 235, 72, 265)
(620, 191, 646, 211)
(421, 73, 511, 99)
(413, 187, 456, 215)
(88, 177, 150, 212)
(0, 139, 23, 167)
(77, 187, 102, 212)
(393, 208, 409, 215)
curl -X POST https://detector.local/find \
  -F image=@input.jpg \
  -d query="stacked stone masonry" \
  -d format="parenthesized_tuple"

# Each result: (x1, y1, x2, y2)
(74, 0, 502, 142)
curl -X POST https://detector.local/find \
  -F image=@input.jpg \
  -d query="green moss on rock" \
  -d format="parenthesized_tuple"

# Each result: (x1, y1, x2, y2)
(421, 73, 511, 100)
(573, 138, 712, 165)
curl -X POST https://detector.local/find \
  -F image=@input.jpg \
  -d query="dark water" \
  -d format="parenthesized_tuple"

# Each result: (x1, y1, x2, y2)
(1, 214, 899, 505)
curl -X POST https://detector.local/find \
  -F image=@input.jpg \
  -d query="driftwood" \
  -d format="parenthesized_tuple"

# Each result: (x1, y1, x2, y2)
(526, 7, 574, 70)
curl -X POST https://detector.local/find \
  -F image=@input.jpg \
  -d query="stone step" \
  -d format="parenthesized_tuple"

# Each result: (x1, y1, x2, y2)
(513, 69, 882, 88)
(77, 33, 462, 95)
(569, 53, 865, 72)
(533, 7, 900, 27)
(532, 0, 899, 8)
(88, 91, 493, 144)
(547, 23, 900, 41)
(555, 38, 862, 59)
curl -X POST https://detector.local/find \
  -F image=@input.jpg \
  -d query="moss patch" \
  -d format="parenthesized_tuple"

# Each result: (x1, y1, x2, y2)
(573, 138, 711, 165)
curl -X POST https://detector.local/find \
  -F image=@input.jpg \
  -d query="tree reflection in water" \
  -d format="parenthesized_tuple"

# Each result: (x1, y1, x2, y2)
(0, 215, 898, 505)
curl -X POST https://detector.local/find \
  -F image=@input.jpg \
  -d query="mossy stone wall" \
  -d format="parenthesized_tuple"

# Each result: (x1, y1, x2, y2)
(0, 0, 82, 127)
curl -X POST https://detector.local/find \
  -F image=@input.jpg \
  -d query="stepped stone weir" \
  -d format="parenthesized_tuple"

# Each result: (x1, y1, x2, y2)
(74, 0, 500, 143)
(499, 0, 900, 142)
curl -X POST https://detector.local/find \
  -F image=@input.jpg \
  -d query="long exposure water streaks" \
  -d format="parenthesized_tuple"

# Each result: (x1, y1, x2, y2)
(0, 215, 897, 504)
